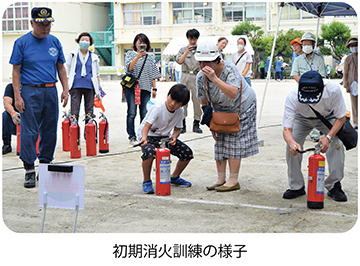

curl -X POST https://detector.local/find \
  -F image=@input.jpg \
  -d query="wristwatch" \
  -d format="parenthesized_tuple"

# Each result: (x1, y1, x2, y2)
(152, 88, 157, 91)
(326, 134, 332, 143)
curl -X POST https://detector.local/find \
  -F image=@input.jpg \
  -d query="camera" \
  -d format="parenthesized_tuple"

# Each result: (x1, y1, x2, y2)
(140, 44, 146, 51)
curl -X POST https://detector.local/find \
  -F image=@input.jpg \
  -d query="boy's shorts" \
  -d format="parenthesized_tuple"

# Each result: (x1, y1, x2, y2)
(141, 136, 194, 162)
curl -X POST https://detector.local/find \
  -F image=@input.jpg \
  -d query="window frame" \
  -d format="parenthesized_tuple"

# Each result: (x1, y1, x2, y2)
(173, 2, 213, 24)
(2, 2, 30, 32)
(123, 2, 162, 26)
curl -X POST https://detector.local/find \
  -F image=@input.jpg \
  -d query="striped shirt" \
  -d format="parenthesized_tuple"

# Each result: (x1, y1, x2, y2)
(125, 51, 161, 92)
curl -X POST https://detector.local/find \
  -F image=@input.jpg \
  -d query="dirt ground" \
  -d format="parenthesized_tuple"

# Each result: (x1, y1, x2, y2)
(1, 79, 358, 264)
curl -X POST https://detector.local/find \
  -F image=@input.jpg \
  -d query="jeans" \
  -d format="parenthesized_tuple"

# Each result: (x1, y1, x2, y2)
(244, 77, 252, 87)
(2, 111, 17, 136)
(125, 88, 151, 139)
(174, 70, 182, 84)
(275, 71, 283, 81)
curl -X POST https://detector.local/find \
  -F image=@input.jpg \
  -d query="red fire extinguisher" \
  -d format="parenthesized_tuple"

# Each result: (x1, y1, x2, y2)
(16, 124, 39, 155)
(85, 113, 97, 157)
(99, 112, 109, 153)
(307, 144, 325, 209)
(69, 116, 81, 159)
(61, 111, 71, 152)
(155, 138, 171, 196)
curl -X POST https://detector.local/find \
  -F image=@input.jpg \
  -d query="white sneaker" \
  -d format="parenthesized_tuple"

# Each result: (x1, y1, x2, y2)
(281, 80, 286, 82)
(129, 137, 139, 146)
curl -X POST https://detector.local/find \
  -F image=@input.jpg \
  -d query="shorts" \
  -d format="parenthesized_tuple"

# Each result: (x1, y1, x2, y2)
(215, 100, 258, 161)
(141, 136, 194, 162)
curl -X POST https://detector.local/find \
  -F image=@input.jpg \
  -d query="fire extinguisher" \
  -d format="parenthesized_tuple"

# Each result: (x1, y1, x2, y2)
(307, 144, 325, 209)
(99, 112, 109, 153)
(155, 138, 171, 196)
(69, 115, 81, 159)
(85, 113, 97, 157)
(61, 111, 71, 152)
(16, 124, 39, 155)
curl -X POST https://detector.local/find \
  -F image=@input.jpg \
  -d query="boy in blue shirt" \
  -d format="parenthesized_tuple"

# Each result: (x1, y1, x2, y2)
(9, 7, 69, 188)
(137, 84, 194, 194)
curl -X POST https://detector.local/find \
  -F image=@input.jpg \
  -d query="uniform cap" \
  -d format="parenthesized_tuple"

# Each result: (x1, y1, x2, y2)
(31, 7, 54, 23)
(298, 71, 324, 104)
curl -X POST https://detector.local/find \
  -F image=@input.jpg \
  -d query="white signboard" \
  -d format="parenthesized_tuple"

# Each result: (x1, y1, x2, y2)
(38, 164, 85, 210)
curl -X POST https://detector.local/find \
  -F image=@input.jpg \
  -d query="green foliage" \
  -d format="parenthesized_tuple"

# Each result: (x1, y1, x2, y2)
(275, 29, 305, 63)
(318, 21, 351, 61)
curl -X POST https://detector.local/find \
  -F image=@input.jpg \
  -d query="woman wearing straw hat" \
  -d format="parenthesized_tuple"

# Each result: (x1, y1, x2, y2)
(343, 37, 358, 129)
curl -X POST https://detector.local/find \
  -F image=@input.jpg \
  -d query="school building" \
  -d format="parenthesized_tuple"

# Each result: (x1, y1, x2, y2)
(1, 2, 358, 81)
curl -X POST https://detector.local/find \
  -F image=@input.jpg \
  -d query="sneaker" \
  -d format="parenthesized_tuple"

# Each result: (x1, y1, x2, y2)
(283, 186, 306, 199)
(24, 169, 36, 188)
(171, 176, 192, 187)
(129, 136, 139, 146)
(327, 181, 347, 202)
(142, 180, 154, 194)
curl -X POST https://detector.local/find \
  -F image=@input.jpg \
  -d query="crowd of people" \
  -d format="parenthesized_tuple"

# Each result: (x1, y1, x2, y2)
(3, 7, 358, 203)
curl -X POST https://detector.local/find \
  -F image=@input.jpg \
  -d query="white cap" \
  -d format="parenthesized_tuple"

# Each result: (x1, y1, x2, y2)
(194, 40, 220, 61)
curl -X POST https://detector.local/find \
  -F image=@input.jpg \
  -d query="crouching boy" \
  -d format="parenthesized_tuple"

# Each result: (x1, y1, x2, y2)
(137, 84, 194, 194)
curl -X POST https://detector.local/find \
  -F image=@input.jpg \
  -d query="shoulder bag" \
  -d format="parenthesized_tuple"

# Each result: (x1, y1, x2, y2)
(121, 54, 148, 89)
(309, 105, 357, 151)
(204, 77, 242, 133)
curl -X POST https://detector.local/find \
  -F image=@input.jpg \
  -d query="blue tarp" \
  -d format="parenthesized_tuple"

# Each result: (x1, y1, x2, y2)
(287, 2, 357, 17)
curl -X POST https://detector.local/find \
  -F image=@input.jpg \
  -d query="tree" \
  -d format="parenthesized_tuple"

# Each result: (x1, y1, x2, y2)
(231, 20, 265, 78)
(318, 21, 352, 61)
(275, 28, 305, 63)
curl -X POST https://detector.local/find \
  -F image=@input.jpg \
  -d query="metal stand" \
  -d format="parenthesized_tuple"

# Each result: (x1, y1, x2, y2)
(40, 193, 80, 233)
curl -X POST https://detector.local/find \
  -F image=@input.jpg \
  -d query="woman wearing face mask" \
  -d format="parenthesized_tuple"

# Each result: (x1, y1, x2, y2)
(231, 37, 253, 87)
(65, 32, 100, 125)
(343, 37, 358, 129)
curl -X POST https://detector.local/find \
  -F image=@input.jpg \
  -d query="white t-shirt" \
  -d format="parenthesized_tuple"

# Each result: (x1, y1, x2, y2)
(231, 51, 253, 78)
(282, 80, 347, 128)
(137, 101, 183, 139)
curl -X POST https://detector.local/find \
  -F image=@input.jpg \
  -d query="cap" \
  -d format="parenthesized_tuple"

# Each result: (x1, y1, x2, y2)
(31, 7, 55, 23)
(342, 51, 346, 54)
(290, 38, 301, 46)
(194, 40, 220, 61)
(298, 71, 324, 104)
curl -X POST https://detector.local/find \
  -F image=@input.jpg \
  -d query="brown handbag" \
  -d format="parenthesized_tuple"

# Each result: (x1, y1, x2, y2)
(206, 77, 242, 133)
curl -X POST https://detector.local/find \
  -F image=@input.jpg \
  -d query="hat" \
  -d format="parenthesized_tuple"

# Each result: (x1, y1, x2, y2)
(298, 71, 324, 104)
(194, 40, 220, 61)
(342, 51, 346, 54)
(290, 38, 301, 46)
(346, 37, 358, 48)
(31, 7, 55, 23)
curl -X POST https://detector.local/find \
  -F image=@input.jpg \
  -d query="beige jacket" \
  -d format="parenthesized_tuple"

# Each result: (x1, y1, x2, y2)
(343, 53, 358, 91)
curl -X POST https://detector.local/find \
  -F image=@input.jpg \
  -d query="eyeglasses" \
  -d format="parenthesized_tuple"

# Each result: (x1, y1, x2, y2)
(34, 22, 53, 28)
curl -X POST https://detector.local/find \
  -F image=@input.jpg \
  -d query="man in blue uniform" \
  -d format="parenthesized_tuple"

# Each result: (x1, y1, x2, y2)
(9, 7, 69, 188)
(2, 83, 20, 155)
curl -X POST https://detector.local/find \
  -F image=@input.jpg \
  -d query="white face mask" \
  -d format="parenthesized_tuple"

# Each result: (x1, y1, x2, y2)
(238, 45, 244, 51)
(302, 45, 313, 54)
(350, 46, 358, 53)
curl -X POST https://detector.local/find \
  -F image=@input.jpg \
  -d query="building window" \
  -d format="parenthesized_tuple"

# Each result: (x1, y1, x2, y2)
(123, 2, 161, 26)
(280, 5, 316, 20)
(222, 2, 266, 22)
(2, 2, 29, 31)
(173, 2, 212, 24)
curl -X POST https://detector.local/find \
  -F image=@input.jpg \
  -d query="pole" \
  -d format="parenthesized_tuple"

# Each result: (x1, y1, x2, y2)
(72, 194, 79, 233)
(40, 192, 47, 233)
(258, 2, 285, 129)
(315, 16, 320, 49)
